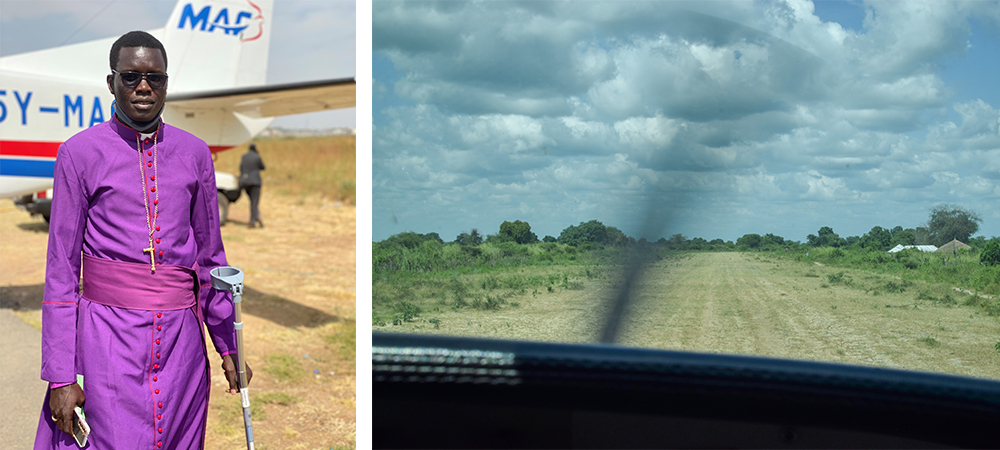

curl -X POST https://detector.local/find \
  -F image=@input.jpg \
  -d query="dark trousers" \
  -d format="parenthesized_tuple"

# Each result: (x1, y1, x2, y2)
(244, 184, 262, 226)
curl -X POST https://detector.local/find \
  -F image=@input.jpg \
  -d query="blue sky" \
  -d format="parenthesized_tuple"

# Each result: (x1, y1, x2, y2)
(0, 0, 355, 129)
(373, 0, 1000, 243)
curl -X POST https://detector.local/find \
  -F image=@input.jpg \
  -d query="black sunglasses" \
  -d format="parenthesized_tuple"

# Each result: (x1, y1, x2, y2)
(112, 69, 168, 89)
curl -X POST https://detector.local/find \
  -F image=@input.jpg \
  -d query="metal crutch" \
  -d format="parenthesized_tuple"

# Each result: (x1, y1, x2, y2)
(211, 266, 255, 450)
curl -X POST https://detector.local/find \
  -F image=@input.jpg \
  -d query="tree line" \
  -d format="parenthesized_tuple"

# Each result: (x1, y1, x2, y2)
(378, 204, 994, 251)
(374, 204, 1000, 276)
(380, 219, 637, 250)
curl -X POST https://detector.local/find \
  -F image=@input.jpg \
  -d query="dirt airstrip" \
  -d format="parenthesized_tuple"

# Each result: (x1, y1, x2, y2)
(382, 252, 1000, 381)
(0, 137, 356, 450)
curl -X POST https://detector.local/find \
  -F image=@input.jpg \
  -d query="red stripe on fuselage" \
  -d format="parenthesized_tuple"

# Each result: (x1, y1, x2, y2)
(0, 141, 61, 158)
(1, 141, 234, 156)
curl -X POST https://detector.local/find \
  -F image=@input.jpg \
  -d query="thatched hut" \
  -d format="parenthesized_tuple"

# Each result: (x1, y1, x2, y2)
(934, 239, 972, 255)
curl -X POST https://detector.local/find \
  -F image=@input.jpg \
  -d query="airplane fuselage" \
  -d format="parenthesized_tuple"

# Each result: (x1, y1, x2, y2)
(0, 0, 352, 208)
(0, 72, 113, 197)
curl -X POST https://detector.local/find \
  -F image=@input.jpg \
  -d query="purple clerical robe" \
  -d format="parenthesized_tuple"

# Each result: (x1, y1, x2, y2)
(35, 116, 237, 450)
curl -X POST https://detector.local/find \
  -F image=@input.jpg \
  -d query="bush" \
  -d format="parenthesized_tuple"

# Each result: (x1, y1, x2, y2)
(471, 295, 507, 310)
(383, 301, 420, 324)
(981, 241, 1000, 266)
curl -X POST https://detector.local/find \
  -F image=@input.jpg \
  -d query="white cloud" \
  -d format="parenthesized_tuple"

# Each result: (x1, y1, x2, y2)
(614, 115, 681, 152)
(798, 170, 858, 201)
(373, 0, 1000, 241)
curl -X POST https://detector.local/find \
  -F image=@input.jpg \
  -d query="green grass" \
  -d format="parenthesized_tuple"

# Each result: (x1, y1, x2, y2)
(917, 337, 941, 348)
(776, 246, 1000, 300)
(324, 321, 356, 361)
(372, 243, 620, 325)
(213, 136, 356, 204)
(373, 265, 592, 324)
(917, 290, 957, 306)
(213, 394, 266, 435)
(262, 354, 303, 383)
(256, 391, 298, 406)
(333, 440, 357, 450)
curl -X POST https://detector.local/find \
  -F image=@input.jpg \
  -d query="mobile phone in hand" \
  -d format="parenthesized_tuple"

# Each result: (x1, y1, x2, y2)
(72, 407, 89, 447)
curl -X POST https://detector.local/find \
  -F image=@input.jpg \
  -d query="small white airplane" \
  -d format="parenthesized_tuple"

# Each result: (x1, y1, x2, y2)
(0, 0, 355, 222)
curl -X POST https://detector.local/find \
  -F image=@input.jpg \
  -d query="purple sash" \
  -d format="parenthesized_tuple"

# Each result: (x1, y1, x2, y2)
(81, 254, 198, 311)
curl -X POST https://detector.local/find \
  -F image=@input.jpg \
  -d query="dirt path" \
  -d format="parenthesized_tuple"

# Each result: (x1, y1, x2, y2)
(387, 252, 1000, 381)
(620, 253, 1000, 379)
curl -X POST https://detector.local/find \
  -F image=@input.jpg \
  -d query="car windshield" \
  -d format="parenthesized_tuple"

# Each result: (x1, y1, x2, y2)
(372, 0, 1000, 382)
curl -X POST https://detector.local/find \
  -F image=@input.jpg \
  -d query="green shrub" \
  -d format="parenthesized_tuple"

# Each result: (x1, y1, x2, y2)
(882, 280, 912, 293)
(471, 295, 507, 310)
(482, 274, 501, 290)
(391, 301, 420, 324)
(451, 277, 471, 301)
(981, 241, 1000, 266)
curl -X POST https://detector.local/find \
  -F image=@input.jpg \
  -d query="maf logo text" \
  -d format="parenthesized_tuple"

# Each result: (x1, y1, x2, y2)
(177, 2, 261, 39)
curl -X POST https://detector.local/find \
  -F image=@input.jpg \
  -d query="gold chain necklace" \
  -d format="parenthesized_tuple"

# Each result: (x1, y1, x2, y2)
(138, 129, 159, 272)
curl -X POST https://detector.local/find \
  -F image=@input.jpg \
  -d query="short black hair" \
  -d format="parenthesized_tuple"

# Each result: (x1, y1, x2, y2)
(110, 31, 167, 71)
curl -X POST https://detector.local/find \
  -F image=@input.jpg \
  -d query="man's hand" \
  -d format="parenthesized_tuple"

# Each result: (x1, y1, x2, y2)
(222, 354, 253, 394)
(49, 383, 85, 437)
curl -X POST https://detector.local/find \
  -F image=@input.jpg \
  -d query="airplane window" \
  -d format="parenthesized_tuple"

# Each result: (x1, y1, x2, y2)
(373, 0, 1000, 384)
(372, 2, 1000, 447)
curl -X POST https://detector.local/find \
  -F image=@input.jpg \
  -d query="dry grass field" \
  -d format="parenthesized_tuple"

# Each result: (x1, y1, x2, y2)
(378, 252, 1000, 381)
(0, 136, 356, 450)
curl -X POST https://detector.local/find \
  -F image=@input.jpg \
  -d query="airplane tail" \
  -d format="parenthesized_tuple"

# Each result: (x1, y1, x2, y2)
(163, 0, 273, 93)
(0, 0, 272, 92)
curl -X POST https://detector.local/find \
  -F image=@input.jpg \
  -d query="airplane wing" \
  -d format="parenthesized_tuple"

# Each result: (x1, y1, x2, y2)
(165, 77, 355, 118)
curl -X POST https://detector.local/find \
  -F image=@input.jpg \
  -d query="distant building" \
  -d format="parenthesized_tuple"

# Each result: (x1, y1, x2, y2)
(934, 239, 972, 255)
(887, 244, 937, 253)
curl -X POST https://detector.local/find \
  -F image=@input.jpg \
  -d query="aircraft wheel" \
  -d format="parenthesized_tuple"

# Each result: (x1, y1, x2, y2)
(218, 191, 230, 225)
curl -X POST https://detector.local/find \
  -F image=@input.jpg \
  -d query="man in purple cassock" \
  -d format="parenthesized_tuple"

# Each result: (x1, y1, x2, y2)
(35, 31, 252, 449)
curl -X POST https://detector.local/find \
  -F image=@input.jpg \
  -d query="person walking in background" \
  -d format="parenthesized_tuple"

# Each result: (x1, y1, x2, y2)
(240, 142, 265, 228)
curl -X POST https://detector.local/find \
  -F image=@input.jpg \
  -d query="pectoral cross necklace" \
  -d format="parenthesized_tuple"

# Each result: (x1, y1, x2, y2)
(138, 129, 159, 272)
